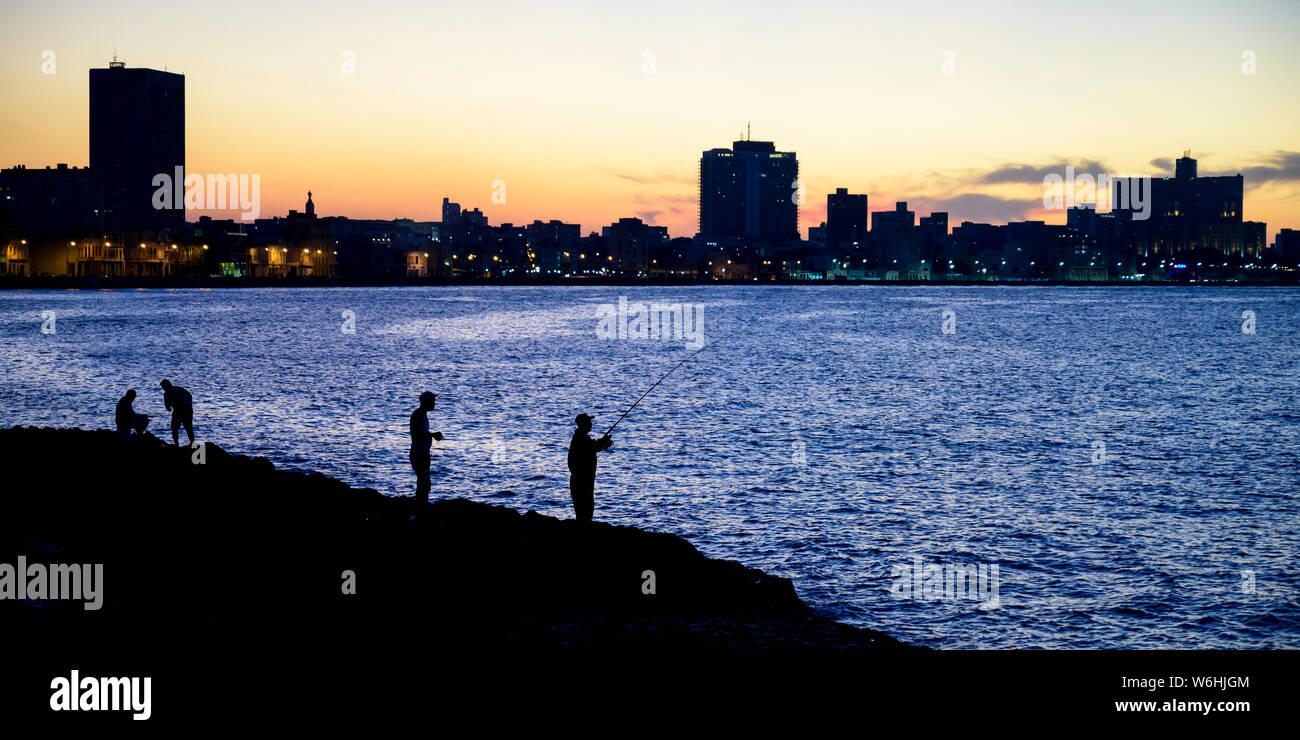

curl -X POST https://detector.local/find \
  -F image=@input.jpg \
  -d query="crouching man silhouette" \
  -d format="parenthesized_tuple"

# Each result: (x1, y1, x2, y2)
(115, 389, 149, 441)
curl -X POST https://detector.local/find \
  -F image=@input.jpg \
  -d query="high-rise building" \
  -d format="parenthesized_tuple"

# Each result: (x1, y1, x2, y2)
(89, 61, 185, 236)
(951, 221, 1006, 273)
(918, 211, 949, 264)
(1243, 221, 1267, 259)
(1273, 228, 1300, 262)
(1112, 152, 1246, 257)
(603, 217, 668, 275)
(0, 164, 103, 237)
(525, 219, 580, 274)
(1002, 220, 1103, 281)
(438, 196, 491, 251)
(826, 188, 867, 247)
(699, 139, 798, 242)
(1002, 221, 1065, 279)
(1067, 205, 1124, 276)
(871, 202, 926, 280)
(919, 212, 948, 235)
(441, 197, 461, 224)
(871, 201, 914, 234)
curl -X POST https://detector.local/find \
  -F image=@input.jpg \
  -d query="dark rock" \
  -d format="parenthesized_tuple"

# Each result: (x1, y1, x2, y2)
(0, 426, 916, 653)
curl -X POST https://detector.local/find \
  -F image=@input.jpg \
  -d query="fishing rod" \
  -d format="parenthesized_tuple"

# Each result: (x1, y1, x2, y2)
(604, 341, 713, 436)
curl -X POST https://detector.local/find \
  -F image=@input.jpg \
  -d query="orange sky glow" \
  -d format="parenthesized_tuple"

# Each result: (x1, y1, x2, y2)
(2, 0, 1297, 241)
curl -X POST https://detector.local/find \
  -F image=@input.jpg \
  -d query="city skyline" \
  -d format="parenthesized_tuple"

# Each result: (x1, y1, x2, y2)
(2, 0, 1299, 242)
(4, 53, 1294, 283)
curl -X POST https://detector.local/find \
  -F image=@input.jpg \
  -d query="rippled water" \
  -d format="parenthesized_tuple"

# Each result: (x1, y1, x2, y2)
(2, 285, 1297, 649)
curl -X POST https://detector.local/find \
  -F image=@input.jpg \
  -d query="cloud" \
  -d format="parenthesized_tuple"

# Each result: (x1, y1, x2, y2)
(610, 171, 696, 186)
(615, 173, 659, 184)
(629, 193, 692, 220)
(1149, 158, 1172, 173)
(922, 193, 1037, 224)
(623, 193, 696, 235)
(631, 194, 695, 206)
(1233, 151, 1300, 184)
(976, 159, 1111, 185)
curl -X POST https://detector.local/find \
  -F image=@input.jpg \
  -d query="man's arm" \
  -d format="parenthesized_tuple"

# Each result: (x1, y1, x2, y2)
(596, 433, 613, 452)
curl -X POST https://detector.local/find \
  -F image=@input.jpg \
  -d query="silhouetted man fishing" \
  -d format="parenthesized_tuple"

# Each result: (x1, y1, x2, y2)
(115, 389, 149, 441)
(568, 413, 612, 523)
(410, 391, 443, 514)
(564, 342, 710, 522)
(159, 379, 194, 447)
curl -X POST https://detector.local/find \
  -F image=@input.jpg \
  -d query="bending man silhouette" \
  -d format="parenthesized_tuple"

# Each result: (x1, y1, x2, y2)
(159, 379, 194, 446)
(409, 391, 443, 513)
(115, 389, 149, 441)
(567, 413, 612, 523)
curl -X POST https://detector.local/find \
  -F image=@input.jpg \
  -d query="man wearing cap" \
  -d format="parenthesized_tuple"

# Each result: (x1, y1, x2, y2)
(159, 379, 194, 447)
(567, 413, 612, 523)
(410, 391, 444, 513)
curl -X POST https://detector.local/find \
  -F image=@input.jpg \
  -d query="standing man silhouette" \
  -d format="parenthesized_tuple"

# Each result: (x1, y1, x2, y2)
(159, 379, 194, 446)
(410, 391, 443, 513)
(568, 413, 612, 523)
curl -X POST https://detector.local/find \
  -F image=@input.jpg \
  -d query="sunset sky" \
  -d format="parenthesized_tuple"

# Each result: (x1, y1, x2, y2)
(2, 0, 1298, 241)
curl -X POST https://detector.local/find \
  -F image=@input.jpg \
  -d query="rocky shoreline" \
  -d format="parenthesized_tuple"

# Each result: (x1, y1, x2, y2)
(0, 426, 916, 653)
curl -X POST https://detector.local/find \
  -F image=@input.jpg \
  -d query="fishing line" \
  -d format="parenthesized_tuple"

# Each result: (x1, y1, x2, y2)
(604, 339, 715, 436)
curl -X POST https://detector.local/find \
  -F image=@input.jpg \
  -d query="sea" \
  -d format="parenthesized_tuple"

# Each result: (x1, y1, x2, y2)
(1, 285, 1296, 648)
